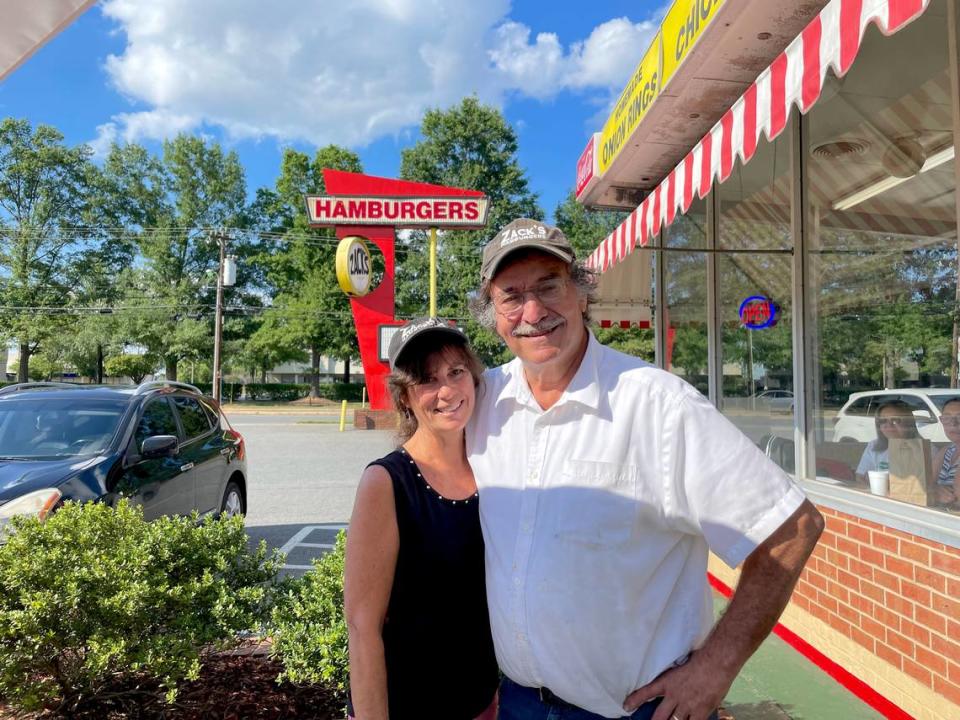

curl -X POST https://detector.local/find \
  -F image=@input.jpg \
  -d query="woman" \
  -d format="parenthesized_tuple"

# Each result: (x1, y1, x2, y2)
(855, 399, 920, 484)
(344, 318, 498, 720)
(931, 398, 960, 508)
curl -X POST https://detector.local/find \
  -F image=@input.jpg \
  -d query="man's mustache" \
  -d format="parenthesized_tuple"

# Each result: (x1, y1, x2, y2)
(512, 316, 564, 338)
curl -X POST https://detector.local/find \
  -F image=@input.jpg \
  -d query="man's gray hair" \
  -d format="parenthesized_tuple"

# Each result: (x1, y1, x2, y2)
(469, 258, 599, 330)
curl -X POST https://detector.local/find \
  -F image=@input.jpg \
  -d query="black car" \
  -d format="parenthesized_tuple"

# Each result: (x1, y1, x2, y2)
(0, 381, 247, 536)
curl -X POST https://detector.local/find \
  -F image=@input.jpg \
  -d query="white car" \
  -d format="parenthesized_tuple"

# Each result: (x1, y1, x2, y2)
(832, 389, 960, 443)
(752, 389, 794, 414)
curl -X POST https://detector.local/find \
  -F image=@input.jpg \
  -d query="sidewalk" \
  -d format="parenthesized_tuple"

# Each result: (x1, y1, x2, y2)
(717, 595, 884, 720)
(221, 401, 360, 416)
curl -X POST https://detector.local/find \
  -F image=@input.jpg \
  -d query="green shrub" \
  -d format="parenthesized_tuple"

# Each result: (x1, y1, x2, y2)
(237, 382, 365, 402)
(244, 382, 312, 402)
(270, 531, 349, 704)
(316, 382, 365, 402)
(0, 501, 284, 713)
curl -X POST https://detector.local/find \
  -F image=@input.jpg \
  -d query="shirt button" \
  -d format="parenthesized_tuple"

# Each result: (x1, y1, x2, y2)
(513, 577, 521, 587)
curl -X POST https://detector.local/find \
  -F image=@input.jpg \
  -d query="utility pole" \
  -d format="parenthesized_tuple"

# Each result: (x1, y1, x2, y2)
(212, 231, 227, 402)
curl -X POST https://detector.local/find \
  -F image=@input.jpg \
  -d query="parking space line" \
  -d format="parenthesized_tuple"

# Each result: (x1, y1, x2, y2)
(279, 524, 348, 571)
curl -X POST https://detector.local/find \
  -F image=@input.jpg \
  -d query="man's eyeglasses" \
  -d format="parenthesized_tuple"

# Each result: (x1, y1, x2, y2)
(877, 416, 912, 427)
(941, 416, 960, 428)
(493, 278, 567, 316)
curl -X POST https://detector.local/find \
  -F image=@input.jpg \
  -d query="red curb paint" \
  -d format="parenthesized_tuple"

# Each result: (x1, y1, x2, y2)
(707, 573, 915, 720)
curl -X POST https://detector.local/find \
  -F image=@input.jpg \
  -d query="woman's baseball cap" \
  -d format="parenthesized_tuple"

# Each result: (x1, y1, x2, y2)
(387, 317, 468, 370)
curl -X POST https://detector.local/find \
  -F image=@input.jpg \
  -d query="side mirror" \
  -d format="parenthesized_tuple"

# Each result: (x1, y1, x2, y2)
(141, 435, 179, 459)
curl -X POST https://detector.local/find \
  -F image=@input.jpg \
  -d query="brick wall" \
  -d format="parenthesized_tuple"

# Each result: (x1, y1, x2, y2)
(791, 506, 960, 709)
(710, 504, 960, 720)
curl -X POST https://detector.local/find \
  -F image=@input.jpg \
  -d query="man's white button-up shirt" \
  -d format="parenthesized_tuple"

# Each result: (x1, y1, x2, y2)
(466, 333, 805, 718)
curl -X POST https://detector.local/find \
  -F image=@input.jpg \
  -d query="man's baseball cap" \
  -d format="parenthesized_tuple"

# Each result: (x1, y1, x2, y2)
(387, 317, 468, 371)
(480, 218, 575, 282)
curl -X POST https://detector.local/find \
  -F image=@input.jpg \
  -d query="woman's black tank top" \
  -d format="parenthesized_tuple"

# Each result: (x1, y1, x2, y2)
(348, 448, 498, 719)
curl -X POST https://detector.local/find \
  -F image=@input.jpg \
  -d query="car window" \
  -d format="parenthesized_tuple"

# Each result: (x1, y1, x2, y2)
(866, 395, 897, 415)
(845, 397, 872, 416)
(0, 397, 127, 459)
(198, 398, 220, 429)
(135, 399, 178, 449)
(172, 397, 212, 439)
(897, 394, 932, 415)
(931, 394, 960, 411)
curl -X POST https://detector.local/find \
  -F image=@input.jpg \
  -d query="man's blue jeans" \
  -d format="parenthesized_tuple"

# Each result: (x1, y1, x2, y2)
(498, 677, 720, 720)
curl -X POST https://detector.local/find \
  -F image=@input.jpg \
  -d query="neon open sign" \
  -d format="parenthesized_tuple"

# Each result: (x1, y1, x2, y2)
(739, 296, 779, 330)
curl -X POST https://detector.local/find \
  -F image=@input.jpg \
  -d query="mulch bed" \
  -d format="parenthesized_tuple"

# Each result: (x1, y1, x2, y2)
(1, 643, 737, 720)
(0, 643, 343, 720)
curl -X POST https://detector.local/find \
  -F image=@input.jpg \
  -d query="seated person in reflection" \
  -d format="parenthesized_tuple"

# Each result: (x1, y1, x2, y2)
(932, 398, 960, 508)
(855, 400, 919, 484)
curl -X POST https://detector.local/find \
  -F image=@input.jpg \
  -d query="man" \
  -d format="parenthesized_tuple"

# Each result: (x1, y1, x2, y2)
(466, 218, 823, 720)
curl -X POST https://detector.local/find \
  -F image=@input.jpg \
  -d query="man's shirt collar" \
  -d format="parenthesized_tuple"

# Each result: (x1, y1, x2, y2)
(502, 329, 601, 412)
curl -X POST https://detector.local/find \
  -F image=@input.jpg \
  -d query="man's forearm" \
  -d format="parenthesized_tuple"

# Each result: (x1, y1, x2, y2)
(698, 500, 824, 679)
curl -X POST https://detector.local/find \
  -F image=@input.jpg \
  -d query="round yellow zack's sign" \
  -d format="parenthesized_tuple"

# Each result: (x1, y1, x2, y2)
(335, 236, 372, 296)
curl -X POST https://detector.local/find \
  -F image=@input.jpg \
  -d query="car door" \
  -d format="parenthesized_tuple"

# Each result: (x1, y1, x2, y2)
(116, 397, 192, 521)
(170, 395, 227, 515)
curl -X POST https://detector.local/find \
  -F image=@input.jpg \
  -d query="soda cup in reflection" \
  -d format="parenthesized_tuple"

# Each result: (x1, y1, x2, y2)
(868, 470, 889, 496)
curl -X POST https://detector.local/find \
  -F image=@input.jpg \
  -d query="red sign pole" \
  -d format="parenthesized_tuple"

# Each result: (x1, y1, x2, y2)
(335, 224, 398, 410)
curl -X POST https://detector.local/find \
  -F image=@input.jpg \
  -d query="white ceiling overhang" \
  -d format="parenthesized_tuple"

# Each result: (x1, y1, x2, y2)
(0, 1, 96, 83)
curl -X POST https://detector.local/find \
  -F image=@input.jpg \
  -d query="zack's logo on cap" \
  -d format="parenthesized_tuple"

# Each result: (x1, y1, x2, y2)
(499, 223, 548, 248)
(400, 317, 441, 342)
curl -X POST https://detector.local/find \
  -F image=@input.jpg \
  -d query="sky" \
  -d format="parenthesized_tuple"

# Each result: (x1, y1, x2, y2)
(0, 0, 666, 223)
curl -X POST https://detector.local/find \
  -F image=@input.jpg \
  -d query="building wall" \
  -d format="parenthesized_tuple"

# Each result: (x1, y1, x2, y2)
(709, 504, 960, 720)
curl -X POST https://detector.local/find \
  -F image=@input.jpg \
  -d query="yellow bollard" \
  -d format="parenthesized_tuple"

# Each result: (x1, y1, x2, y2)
(339, 399, 348, 432)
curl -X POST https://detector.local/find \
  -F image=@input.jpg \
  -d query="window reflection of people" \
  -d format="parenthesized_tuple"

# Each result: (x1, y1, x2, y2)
(855, 400, 919, 484)
(932, 398, 960, 509)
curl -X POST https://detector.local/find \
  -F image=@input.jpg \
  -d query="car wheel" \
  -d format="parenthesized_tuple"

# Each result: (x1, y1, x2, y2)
(220, 481, 245, 518)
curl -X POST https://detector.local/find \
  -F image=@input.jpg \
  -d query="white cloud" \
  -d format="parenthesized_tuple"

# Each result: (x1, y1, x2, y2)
(567, 18, 660, 89)
(96, 0, 659, 148)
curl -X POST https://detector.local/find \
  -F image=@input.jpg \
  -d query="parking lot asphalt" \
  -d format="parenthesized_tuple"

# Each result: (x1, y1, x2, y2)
(226, 414, 393, 574)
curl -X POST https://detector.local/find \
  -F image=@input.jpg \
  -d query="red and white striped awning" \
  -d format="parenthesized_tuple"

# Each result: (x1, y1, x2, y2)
(585, 0, 931, 273)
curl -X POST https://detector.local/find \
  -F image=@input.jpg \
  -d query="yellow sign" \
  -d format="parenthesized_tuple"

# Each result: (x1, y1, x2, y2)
(661, 0, 725, 88)
(335, 236, 372, 296)
(598, 32, 661, 175)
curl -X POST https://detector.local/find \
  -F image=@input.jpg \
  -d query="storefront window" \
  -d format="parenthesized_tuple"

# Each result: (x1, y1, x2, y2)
(806, 0, 958, 515)
(664, 197, 708, 394)
(718, 127, 795, 447)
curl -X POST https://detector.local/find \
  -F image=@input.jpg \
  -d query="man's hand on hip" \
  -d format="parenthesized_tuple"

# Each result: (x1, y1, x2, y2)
(623, 648, 732, 720)
(625, 499, 824, 720)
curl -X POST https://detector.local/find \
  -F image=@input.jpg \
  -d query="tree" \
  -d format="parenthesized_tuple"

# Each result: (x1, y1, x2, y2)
(104, 353, 157, 384)
(554, 191, 627, 260)
(0, 119, 95, 380)
(250, 146, 363, 396)
(100, 135, 251, 380)
(397, 96, 542, 365)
